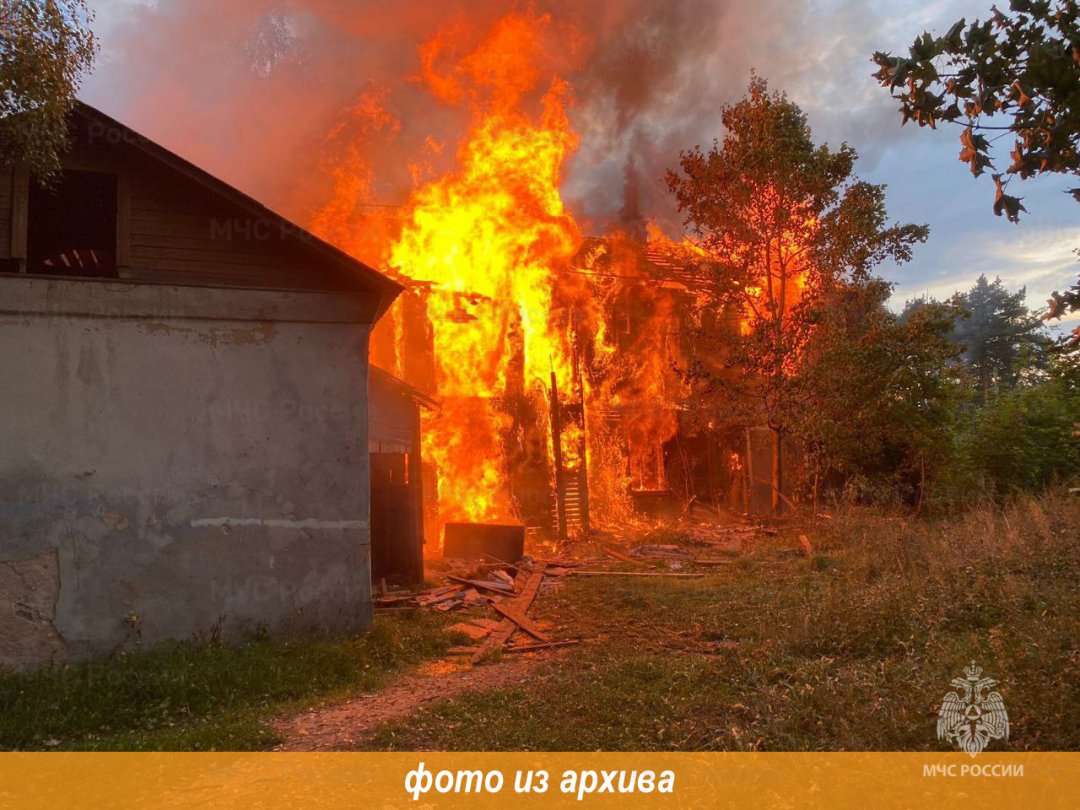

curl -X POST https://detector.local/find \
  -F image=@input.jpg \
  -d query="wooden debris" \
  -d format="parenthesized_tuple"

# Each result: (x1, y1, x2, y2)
(604, 547, 652, 566)
(449, 639, 584, 656)
(798, 534, 814, 557)
(488, 599, 550, 642)
(491, 569, 516, 588)
(372, 594, 415, 607)
(461, 589, 488, 608)
(447, 575, 516, 596)
(568, 570, 705, 579)
(504, 639, 582, 653)
(416, 584, 465, 606)
(631, 544, 691, 559)
(472, 562, 548, 664)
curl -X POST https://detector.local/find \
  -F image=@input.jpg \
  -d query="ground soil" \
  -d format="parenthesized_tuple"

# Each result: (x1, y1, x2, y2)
(273, 655, 546, 751)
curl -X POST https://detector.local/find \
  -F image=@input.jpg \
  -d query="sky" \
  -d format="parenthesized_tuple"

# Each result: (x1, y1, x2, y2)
(80, 0, 1079, 325)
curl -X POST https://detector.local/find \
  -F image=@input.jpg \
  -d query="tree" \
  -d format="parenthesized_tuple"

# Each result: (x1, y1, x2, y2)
(666, 76, 928, 513)
(948, 275, 1051, 402)
(790, 279, 966, 507)
(871, 1, 1080, 329)
(0, 1, 96, 179)
(953, 376, 1080, 496)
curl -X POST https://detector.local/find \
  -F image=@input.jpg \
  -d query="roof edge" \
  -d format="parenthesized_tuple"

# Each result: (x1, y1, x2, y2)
(72, 101, 403, 320)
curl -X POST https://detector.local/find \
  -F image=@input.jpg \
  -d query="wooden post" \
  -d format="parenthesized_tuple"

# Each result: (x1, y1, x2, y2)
(771, 425, 783, 515)
(408, 401, 426, 585)
(576, 370, 590, 534)
(115, 171, 131, 274)
(549, 371, 567, 541)
(744, 428, 754, 514)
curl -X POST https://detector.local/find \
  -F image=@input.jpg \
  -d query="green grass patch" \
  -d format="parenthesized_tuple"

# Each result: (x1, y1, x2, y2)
(0, 612, 453, 751)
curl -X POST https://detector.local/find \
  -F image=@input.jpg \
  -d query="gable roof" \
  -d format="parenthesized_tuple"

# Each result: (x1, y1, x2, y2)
(369, 366, 440, 410)
(72, 101, 403, 320)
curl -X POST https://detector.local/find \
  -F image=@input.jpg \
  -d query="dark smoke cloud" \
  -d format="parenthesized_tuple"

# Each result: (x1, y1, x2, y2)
(84, 0, 917, 244)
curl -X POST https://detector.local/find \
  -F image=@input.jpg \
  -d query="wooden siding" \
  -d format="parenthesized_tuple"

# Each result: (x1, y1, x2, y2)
(122, 150, 344, 290)
(0, 165, 11, 259)
(30, 114, 365, 293)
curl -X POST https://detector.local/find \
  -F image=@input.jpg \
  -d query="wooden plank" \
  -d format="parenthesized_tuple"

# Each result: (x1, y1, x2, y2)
(129, 246, 293, 269)
(10, 166, 29, 260)
(604, 547, 652, 567)
(513, 562, 548, 608)
(488, 599, 550, 642)
(116, 171, 131, 269)
(505, 639, 582, 653)
(0, 165, 12, 257)
(415, 584, 464, 606)
(446, 576, 515, 596)
(568, 570, 706, 579)
(451, 639, 582, 656)
(121, 265, 340, 292)
(471, 562, 547, 664)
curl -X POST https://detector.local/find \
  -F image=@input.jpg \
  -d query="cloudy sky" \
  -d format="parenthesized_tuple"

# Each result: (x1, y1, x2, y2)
(81, 0, 1078, 323)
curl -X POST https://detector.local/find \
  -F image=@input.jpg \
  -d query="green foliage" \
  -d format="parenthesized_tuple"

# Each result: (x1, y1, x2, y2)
(945, 275, 1050, 403)
(872, 1, 1080, 222)
(871, 2, 1080, 324)
(1048, 263, 1080, 345)
(0, 612, 452, 751)
(790, 279, 967, 505)
(0, 0, 97, 179)
(948, 378, 1080, 497)
(666, 76, 926, 508)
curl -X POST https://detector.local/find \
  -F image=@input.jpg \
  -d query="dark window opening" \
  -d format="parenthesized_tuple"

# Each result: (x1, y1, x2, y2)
(27, 170, 118, 278)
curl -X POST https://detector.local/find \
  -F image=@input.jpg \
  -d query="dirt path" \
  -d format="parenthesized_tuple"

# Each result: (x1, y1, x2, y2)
(272, 656, 542, 751)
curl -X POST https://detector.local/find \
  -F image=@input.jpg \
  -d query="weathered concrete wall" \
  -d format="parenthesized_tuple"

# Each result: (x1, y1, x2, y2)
(0, 276, 373, 667)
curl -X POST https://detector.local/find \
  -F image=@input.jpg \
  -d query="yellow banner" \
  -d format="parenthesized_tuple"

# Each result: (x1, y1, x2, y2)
(0, 753, 1071, 809)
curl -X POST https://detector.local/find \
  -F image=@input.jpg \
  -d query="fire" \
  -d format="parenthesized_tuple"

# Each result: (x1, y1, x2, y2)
(722, 187, 816, 338)
(309, 11, 813, 540)
(389, 12, 580, 526)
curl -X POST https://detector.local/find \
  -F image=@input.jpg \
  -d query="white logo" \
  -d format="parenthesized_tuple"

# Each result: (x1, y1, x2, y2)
(937, 661, 1010, 757)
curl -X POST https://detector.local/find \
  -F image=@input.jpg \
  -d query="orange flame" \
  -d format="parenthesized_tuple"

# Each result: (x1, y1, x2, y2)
(389, 12, 581, 527)
(310, 13, 815, 539)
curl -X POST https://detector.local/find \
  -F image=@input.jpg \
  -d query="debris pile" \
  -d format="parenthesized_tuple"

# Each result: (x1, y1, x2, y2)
(371, 520, 814, 664)
(374, 557, 583, 663)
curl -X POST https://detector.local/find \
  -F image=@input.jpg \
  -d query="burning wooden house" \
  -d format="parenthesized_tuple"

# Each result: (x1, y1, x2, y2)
(368, 229, 781, 553)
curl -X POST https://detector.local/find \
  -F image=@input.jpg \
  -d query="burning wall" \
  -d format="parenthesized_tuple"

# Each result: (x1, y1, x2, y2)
(303, 10, 702, 542)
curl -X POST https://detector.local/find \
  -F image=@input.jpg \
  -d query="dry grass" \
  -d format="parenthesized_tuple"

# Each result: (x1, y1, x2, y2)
(364, 492, 1080, 751)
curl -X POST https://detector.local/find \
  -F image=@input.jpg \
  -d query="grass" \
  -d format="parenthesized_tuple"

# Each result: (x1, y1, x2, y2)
(365, 491, 1080, 751)
(5, 492, 1077, 752)
(0, 612, 454, 751)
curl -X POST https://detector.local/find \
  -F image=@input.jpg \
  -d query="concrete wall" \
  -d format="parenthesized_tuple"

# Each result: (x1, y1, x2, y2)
(0, 276, 373, 668)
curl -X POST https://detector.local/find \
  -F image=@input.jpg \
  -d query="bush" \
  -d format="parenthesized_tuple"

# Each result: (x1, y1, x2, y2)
(947, 380, 1080, 498)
